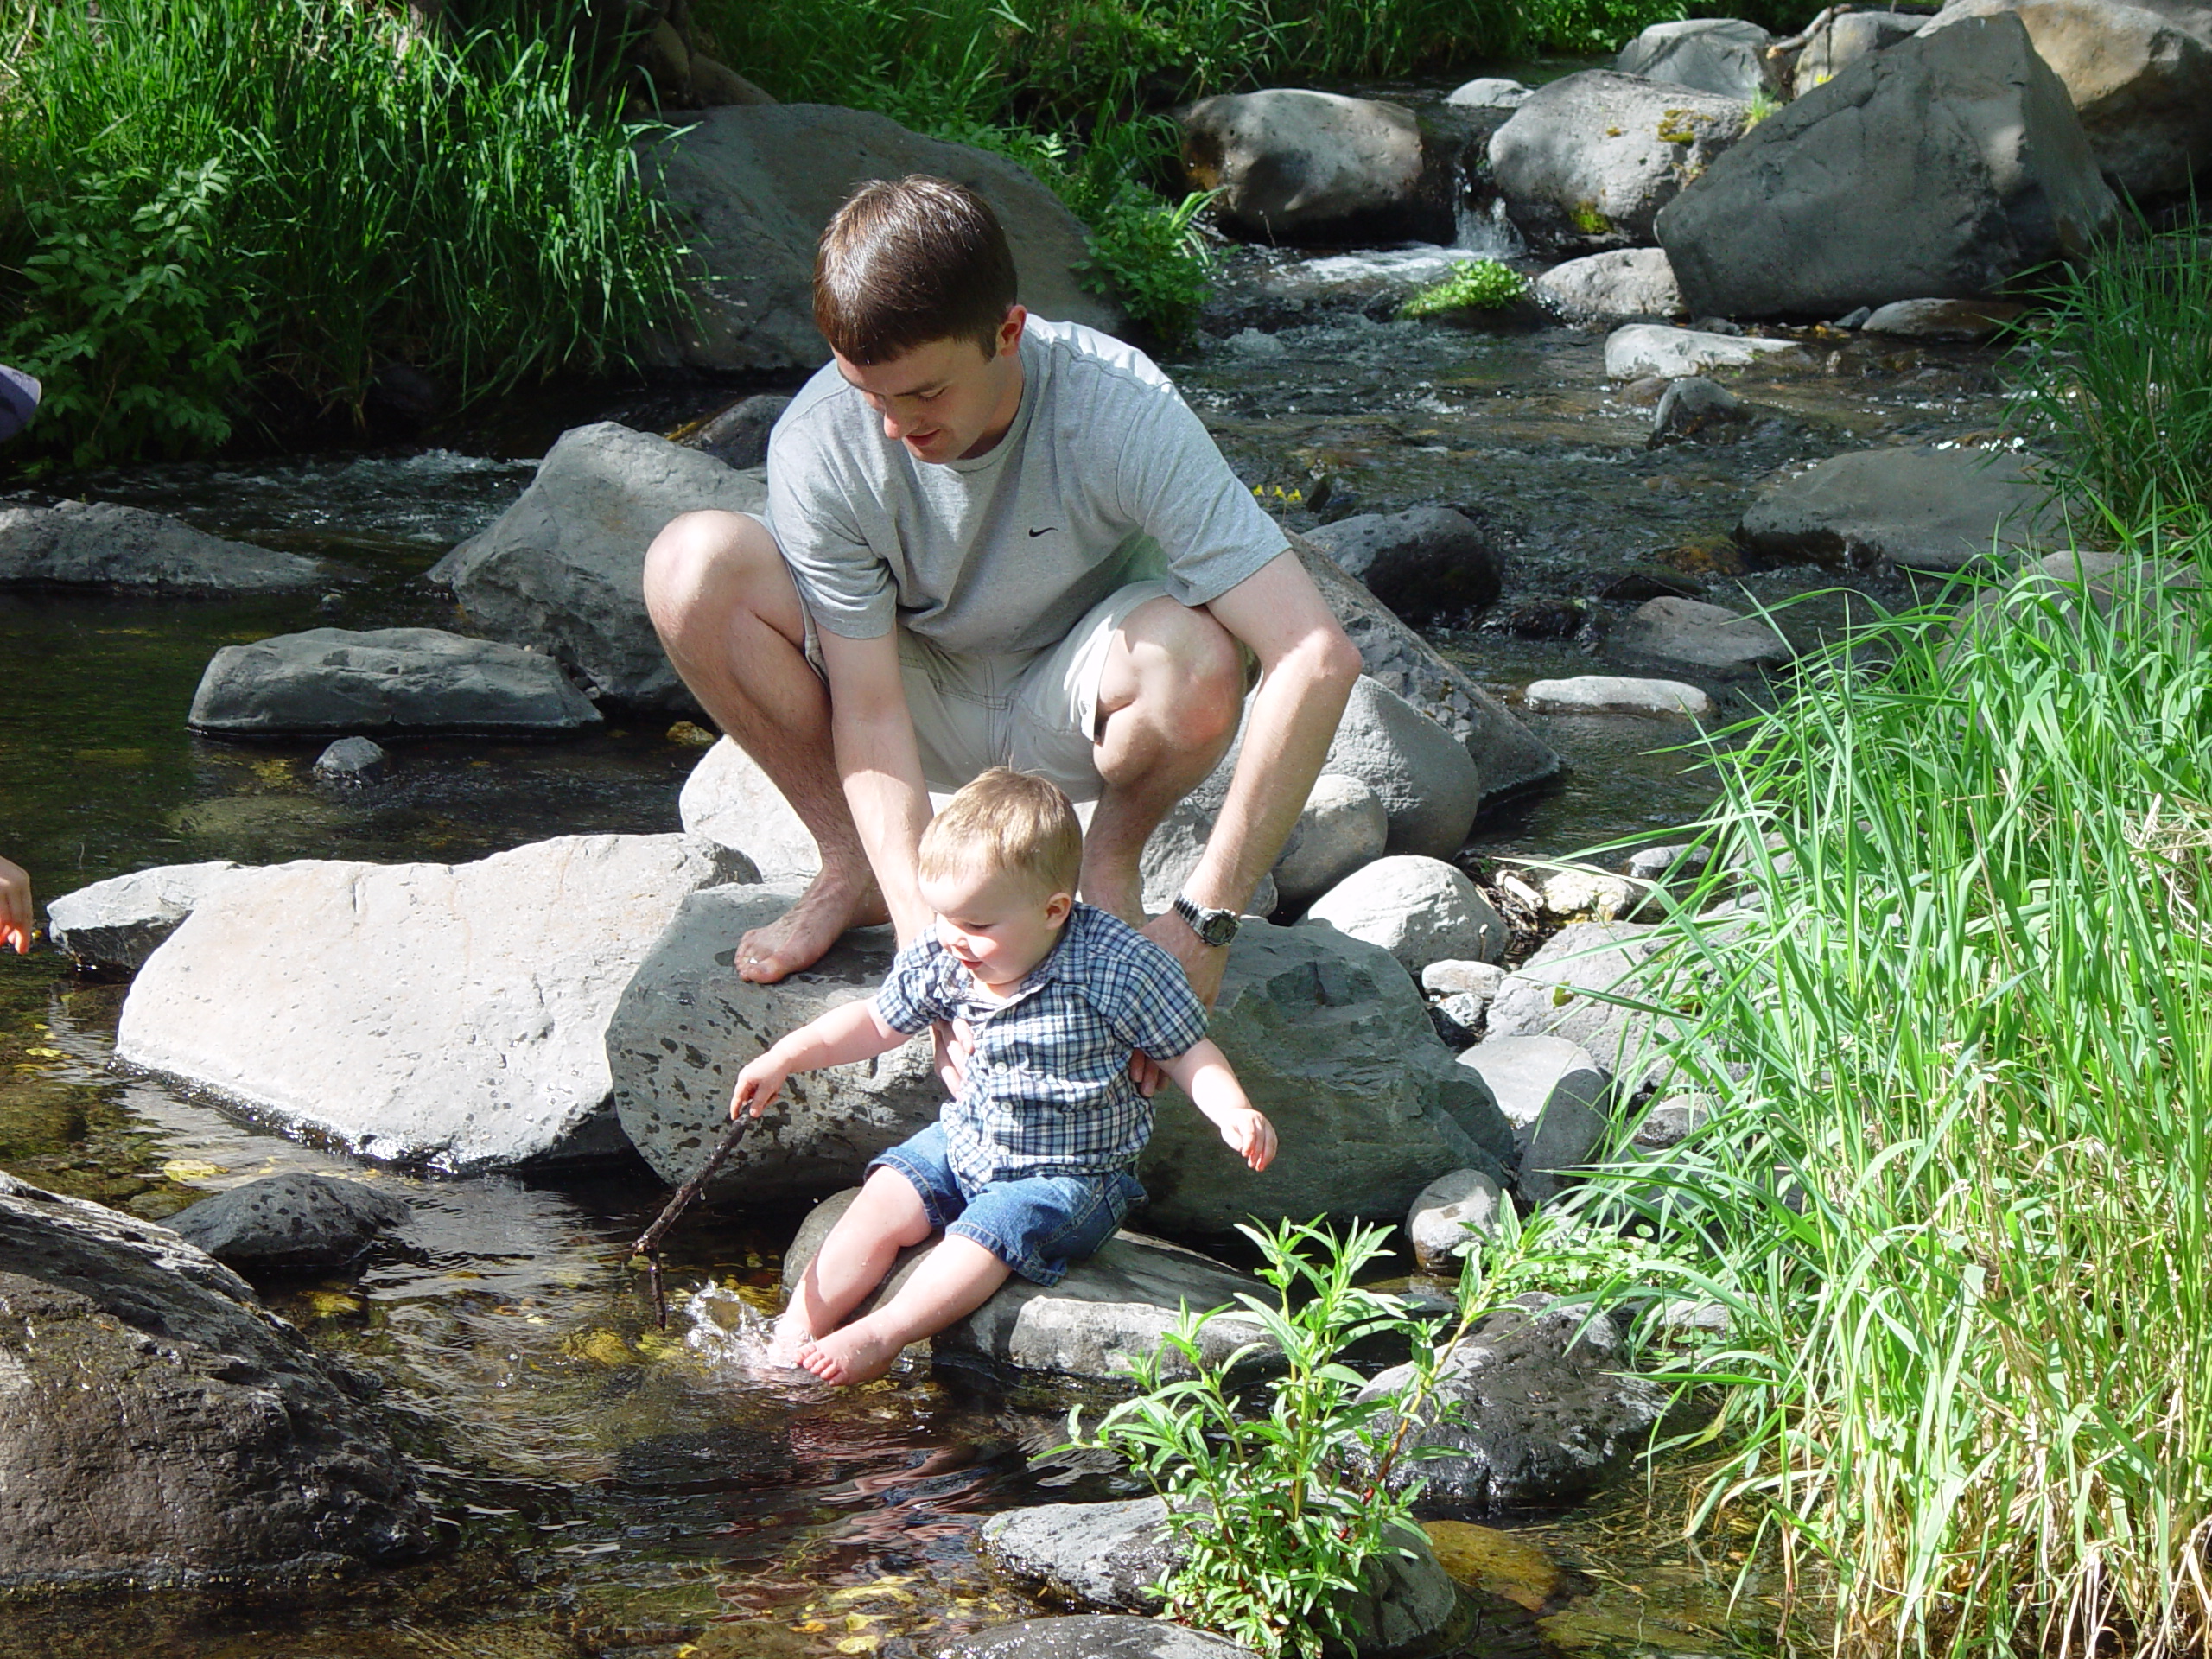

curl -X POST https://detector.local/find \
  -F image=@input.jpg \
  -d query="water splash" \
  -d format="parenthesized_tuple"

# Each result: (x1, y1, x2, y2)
(684, 1281, 804, 1380)
(1455, 195, 1524, 259)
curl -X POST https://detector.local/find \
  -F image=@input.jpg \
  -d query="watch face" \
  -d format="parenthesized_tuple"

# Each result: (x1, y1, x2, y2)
(1197, 909, 1238, 947)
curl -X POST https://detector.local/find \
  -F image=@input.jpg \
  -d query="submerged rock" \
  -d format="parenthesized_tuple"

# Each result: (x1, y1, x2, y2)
(0, 499, 327, 594)
(937, 1618, 1262, 1659)
(1737, 446, 2059, 573)
(166, 1173, 412, 1270)
(314, 735, 391, 783)
(0, 1172, 429, 1586)
(427, 422, 766, 709)
(1352, 1297, 1671, 1512)
(784, 1189, 1274, 1382)
(1649, 374, 1749, 442)
(1607, 596, 1793, 681)
(981, 1496, 1459, 1656)
(46, 861, 239, 973)
(1657, 15, 2118, 317)
(115, 835, 755, 1172)
(188, 626, 601, 736)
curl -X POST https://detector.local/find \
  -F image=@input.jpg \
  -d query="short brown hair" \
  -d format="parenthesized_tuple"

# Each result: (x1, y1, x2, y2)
(918, 768, 1082, 901)
(814, 175, 1019, 365)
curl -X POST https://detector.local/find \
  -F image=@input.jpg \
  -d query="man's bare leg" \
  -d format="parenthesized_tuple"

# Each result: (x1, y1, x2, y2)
(769, 1166, 938, 1363)
(644, 509, 886, 981)
(1081, 597, 1247, 924)
(797, 1235, 1011, 1386)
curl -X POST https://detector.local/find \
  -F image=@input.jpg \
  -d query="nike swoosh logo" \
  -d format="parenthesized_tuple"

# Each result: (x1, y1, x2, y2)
(1027, 526, 1058, 537)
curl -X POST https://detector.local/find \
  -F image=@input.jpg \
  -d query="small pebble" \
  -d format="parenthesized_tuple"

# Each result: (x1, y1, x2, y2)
(665, 721, 719, 747)
(1422, 959, 1505, 998)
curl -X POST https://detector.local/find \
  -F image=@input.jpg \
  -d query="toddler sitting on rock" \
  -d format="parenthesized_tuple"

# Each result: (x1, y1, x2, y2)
(731, 766, 1275, 1385)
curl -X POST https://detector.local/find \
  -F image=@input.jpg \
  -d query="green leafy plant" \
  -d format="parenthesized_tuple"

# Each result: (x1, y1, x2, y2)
(1742, 86, 1781, 129)
(1399, 257, 1529, 319)
(3, 159, 259, 467)
(1068, 1219, 1477, 1658)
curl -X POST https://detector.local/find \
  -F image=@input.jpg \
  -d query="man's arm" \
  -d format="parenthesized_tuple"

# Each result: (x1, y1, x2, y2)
(1147, 550, 1362, 1002)
(815, 627, 936, 949)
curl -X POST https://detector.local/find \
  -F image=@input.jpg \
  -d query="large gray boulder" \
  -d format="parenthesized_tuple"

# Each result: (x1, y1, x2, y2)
(114, 835, 755, 1172)
(1616, 18, 1774, 99)
(1303, 505, 1504, 626)
(1489, 72, 1748, 254)
(611, 893, 1514, 1234)
(426, 423, 767, 709)
(784, 1189, 1274, 1382)
(1139, 920, 1513, 1235)
(980, 1496, 1459, 1656)
(608, 882, 942, 1199)
(0, 499, 327, 594)
(1304, 855, 1508, 972)
(1180, 89, 1454, 245)
(1351, 1297, 1671, 1511)
(1920, 0, 2212, 199)
(1790, 10, 1927, 96)
(0, 1173, 429, 1586)
(1325, 677, 1485, 860)
(1535, 247, 1684, 319)
(1607, 596, 1793, 681)
(165, 1173, 412, 1270)
(187, 626, 601, 736)
(645, 105, 1123, 373)
(1657, 14, 2120, 317)
(677, 737, 821, 882)
(1291, 530, 1561, 806)
(47, 861, 238, 973)
(1738, 446, 2061, 573)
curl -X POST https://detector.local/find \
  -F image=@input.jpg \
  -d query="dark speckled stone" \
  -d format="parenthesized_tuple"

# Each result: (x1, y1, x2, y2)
(167, 1173, 412, 1268)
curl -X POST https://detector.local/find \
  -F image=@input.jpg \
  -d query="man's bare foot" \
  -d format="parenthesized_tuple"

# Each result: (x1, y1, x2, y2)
(735, 865, 889, 982)
(796, 1322, 906, 1387)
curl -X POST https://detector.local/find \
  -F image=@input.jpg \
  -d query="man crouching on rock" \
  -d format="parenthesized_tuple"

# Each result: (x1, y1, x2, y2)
(642, 173, 1360, 1023)
(729, 768, 1275, 1385)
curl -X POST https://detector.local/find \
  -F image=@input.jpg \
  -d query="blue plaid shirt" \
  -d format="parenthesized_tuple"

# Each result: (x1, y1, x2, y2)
(872, 902, 1210, 1190)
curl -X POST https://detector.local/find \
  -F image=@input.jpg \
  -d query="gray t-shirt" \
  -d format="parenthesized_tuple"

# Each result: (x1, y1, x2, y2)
(761, 317, 1289, 655)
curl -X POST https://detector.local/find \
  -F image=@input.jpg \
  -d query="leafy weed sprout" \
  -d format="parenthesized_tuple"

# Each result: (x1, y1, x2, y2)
(1398, 258, 1529, 319)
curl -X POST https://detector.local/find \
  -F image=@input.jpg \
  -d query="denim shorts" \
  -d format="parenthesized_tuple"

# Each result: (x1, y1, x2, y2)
(868, 1121, 1143, 1287)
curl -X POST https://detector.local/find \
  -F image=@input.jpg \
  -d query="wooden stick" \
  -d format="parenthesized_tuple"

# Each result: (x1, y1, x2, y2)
(630, 1113, 755, 1330)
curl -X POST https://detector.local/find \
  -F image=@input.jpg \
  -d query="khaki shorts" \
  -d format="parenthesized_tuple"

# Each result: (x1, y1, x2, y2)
(803, 582, 1173, 803)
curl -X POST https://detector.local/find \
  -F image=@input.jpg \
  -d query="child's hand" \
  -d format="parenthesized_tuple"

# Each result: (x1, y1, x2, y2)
(731, 1053, 788, 1120)
(1217, 1107, 1276, 1172)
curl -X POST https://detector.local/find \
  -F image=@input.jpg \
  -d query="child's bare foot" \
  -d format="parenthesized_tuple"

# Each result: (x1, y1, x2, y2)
(764, 1306, 813, 1369)
(796, 1323, 905, 1387)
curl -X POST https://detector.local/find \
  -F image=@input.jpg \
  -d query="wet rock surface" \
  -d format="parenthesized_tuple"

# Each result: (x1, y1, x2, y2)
(1535, 248, 1683, 321)
(1608, 596, 1792, 680)
(188, 626, 602, 735)
(1605, 325, 1804, 380)
(166, 1172, 412, 1269)
(115, 834, 755, 1171)
(783, 1189, 1274, 1382)
(0, 1172, 430, 1586)
(46, 861, 240, 973)
(0, 499, 328, 594)
(1353, 1297, 1672, 1513)
(427, 421, 766, 709)
(936, 1617, 1262, 1659)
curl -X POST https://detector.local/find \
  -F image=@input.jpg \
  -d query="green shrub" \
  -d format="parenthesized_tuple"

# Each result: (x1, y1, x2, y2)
(1068, 1219, 1470, 1658)
(1398, 257, 1529, 318)
(0, 0, 684, 464)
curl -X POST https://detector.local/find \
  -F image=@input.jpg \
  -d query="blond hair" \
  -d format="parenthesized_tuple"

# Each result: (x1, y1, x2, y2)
(918, 768, 1082, 900)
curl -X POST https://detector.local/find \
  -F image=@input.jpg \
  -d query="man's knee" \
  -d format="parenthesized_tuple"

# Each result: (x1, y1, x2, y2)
(642, 509, 787, 640)
(1123, 601, 1244, 752)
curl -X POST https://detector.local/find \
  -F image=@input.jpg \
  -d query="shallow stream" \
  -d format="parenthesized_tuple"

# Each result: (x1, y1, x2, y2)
(0, 205, 2012, 1656)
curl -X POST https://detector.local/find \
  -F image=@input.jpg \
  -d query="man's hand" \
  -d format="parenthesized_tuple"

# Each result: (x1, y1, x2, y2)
(932, 1017, 974, 1096)
(0, 857, 31, 956)
(1141, 910, 1229, 1007)
(1216, 1106, 1277, 1172)
(731, 1052, 790, 1119)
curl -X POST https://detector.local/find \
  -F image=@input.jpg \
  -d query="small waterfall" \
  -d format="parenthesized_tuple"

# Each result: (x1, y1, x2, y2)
(1454, 194, 1524, 260)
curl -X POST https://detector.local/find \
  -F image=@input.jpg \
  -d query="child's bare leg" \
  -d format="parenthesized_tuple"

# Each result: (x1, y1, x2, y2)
(798, 1235, 1011, 1386)
(770, 1167, 934, 1363)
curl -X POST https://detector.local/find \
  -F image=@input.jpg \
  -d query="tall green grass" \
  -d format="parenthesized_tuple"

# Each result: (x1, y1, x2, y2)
(1577, 537, 2212, 1656)
(0, 0, 685, 465)
(2003, 222, 2212, 535)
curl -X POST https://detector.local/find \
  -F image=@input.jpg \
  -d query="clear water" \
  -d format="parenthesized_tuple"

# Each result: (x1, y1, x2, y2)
(0, 224, 2000, 1655)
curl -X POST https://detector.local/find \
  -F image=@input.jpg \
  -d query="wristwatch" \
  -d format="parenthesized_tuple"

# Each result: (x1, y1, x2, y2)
(1172, 892, 1241, 949)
